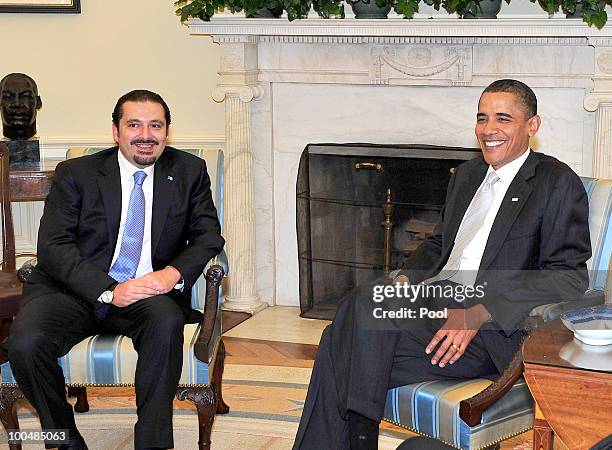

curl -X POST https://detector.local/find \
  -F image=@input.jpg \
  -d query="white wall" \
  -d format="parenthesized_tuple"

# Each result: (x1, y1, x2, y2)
(0, 0, 223, 142)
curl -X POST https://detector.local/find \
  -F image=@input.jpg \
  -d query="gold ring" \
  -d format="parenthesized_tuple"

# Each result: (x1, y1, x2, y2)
(452, 344, 461, 351)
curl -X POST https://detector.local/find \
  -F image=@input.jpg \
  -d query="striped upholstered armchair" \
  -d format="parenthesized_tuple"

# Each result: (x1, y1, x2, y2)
(383, 176, 611, 449)
(0, 147, 228, 450)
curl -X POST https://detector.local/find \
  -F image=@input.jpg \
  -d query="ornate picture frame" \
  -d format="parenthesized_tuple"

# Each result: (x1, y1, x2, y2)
(0, 0, 80, 13)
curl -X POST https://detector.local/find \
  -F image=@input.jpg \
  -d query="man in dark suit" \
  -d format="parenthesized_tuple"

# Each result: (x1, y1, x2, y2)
(6, 90, 225, 450)
(294, 79, 591, 449)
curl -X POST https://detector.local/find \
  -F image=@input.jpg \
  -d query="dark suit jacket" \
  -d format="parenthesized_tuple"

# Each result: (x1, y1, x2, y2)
(400, 151, 591, 371)
(25, 146, 225, 314)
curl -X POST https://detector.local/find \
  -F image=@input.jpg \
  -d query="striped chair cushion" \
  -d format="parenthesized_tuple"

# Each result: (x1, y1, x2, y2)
(532, 177, 612, 320)
(0, 324, 218, 387)
(188, 148, 225, 312)
(581, 177, 612, 292)
(383, 378, 533, 450)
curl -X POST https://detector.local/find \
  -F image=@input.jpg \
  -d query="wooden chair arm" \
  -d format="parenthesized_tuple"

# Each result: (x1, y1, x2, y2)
(459, 317, 543, 427)
(193, 264, 225, 362)
(0, 143, 15, 274)
(15, 259, 226, 362)
(459, 338, 525, 426)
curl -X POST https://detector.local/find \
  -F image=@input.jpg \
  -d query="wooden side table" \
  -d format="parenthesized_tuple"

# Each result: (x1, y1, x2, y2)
(9, 162, 56, 202)
(523, 318, 612, 450)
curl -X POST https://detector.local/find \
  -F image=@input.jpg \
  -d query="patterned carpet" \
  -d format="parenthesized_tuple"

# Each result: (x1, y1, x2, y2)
(8, 379, 406, 450)
(6, 357, 541, 450)
(6, 377, 543, 450)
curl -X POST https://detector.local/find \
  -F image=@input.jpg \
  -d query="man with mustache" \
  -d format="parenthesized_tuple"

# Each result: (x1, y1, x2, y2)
(0, 73, 42, 140)
(5, 90, 225, 450)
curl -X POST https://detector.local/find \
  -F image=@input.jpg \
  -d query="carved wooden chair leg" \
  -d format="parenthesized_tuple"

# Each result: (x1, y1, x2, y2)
(0, 386, 25, 450)
(214, 339, 229, 414)
(67, 386, 89, 413)
(177, 387, 216, 450)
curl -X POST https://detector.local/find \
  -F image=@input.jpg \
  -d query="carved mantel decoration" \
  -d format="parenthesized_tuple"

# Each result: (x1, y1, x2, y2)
(188, 18, 612, 310)
(369, 46, 472, 85)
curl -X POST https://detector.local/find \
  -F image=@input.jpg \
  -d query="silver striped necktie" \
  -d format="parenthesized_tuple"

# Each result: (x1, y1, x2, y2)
(425, 171, 500, 286)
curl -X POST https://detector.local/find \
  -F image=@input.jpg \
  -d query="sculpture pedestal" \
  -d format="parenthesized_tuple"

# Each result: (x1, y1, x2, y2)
(6, 139, 40, 168)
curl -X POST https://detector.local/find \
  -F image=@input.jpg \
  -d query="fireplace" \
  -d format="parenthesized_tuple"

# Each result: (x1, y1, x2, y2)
(296, 143, 481, 319)
(188, 20, 603, 312)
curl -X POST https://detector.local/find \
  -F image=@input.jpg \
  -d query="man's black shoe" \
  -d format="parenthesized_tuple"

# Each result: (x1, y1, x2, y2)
(348, 410, 378, 450)
(57, 432, 88, 450)
(396, 436, 459, 449)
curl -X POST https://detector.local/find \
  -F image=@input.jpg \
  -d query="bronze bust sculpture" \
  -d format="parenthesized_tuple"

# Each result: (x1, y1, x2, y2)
(0, 73, 42, 140)
(0, 73, 42, 166)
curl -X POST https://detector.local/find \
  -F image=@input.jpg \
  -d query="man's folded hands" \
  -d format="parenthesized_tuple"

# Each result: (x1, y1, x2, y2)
(112, 266, 182, 307)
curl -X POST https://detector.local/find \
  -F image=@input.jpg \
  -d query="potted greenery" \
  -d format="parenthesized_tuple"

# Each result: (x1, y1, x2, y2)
(175, 0, 309, 20)
(462, 0, 504, 17)
(312, 0, 344, 18)
(347, 0, 392, 18)
(531, 0, 607, 28)
(346, 0, 419, 18)
(422, 0, 508, 18)
(176, 0, 234, 20)
(175, 0, 418, 20)
(175, 0, 611, 27)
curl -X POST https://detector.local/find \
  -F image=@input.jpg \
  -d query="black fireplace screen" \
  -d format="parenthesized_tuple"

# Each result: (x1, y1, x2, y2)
(296, 143, 481, 320)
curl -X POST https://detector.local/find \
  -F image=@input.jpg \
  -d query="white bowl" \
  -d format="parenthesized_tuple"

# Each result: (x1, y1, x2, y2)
(559, 338, 612, 371)
(560, 306, 612, 346)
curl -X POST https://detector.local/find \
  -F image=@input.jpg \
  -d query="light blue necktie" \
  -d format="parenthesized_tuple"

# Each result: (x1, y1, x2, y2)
(109, 170, 147, 282)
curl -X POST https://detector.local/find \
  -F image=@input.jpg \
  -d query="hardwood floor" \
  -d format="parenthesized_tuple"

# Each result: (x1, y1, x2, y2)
(224, 336, 317, 368)
(222, 310, 251, 333)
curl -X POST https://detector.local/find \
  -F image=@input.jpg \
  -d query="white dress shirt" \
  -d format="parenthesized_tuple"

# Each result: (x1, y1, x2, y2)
(97, 151, 183, 302)
(110, 151, 155, 278)
(445, 148, 531, 274)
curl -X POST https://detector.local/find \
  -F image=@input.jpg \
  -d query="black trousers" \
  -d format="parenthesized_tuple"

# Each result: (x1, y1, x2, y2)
(293, 280, 499, 450)
(5, 288, 186, 449)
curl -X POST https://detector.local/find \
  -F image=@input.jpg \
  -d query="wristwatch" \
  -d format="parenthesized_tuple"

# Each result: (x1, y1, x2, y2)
(98, 283, 118, 304)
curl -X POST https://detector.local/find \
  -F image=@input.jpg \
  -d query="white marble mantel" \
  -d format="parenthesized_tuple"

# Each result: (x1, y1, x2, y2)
(189, 17, 612, 309)
(189, 17, 612, 39)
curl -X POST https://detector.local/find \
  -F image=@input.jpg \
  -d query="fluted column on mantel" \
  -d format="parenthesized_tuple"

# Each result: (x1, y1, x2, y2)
(584, 44, 612, 179)
(213, 83, 266, 314)
(585, 96, 612, 178)
(209, 37, 267, 314)
(584, 81, 612, 178)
